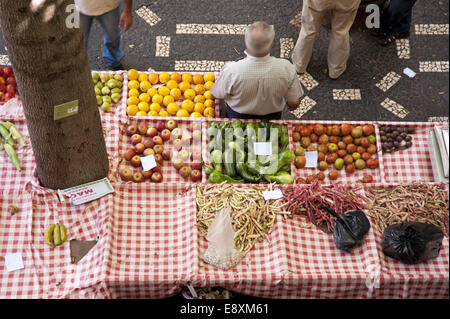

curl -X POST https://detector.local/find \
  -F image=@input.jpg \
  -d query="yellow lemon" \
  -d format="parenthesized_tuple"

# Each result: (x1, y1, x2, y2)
(204, 99, 214, 109)
(138, 73, 148, 82)
(194, 95, 206, 104)
(204, 107, 215, 118)
(150, 102, 161, 113)
(127, 95, 140, 106)
(194, 102, 205, 114)
(128, 88, 140, 97)
(136, 111, 147, 116)
(163, 95, 175, 107)
(167, 102, 179, 115)
(166, 80, 178, 90)
(138, 101, 149, 113)
(176, 109, 190, 117)
(170, 88, 182, 100)
(204, 90, 214, 100)
(184, 89, 196, 100)
(139, 93, 151, 103)
(148, 73, 159, 85)
(171, 72, 182, 83)
(127, 69, 139, 81)
(158, 85, 170, 97)
(148, 110, 159, 117)
(182, 73, 193, 83)
(126, 105, 139, 116)
(148, 87, 158, 97)
(178, 81, 191, 93)
(139, 80, 151, 92)
(152, 94, 163, 104)
(159, 110, 169, 117)
(204, 73, 215, 82)
(190, 112, 203, 118)
(194, 84, 206, 95)
(128, 80, 140, 90)
(204, 81, 215, 90)
(159, 72, 170, 83)
(181, 99, 194, 112)
(193, 74, 204, 85)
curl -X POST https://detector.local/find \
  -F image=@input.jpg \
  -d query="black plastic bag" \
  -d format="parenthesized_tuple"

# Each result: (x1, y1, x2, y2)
(323, 207, 371, 252)
(382, 222, 444, 264)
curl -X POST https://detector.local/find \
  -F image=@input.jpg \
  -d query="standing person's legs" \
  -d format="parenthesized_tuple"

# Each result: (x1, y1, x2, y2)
(327, 7, 358, 79)
(97, 4, 125, 68)
(381, 0, 417, 34)
(291, 2, 327, 74)
(79, 13, 94, 50)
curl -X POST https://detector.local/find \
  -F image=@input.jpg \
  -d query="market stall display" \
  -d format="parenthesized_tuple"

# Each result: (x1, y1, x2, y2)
(92, 71, 126, 113)
(0, 69, 448, 299)
(0, 66, 18, 103)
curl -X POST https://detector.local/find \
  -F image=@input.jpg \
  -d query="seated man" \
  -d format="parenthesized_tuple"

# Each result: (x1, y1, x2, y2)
(210, 21, 303, 120)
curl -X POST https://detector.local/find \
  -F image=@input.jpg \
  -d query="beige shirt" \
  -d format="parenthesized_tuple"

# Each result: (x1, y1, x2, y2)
(210, 52, 303, 115)
(75, 0, 120, 16)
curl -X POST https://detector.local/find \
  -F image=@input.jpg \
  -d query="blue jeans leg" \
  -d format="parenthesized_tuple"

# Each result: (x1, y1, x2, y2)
(79, 13, 94, 50)
(97, 5, 125, 68)
(381, 0, 417, 34)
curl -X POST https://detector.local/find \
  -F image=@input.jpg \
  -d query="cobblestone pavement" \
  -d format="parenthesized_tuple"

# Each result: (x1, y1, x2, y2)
(1, 0, 448, 122)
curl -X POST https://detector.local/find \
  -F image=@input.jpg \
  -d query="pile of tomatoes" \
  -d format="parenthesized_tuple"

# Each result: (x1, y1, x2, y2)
(0, 67, 18, 102)
(293, 123, 379, 184)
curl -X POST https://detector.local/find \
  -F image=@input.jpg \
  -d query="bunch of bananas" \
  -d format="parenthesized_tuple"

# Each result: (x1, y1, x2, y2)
(44, 223, 67, 248)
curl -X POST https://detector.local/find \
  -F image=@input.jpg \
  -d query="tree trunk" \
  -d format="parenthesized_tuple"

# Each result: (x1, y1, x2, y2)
(0, 0, 109, 189)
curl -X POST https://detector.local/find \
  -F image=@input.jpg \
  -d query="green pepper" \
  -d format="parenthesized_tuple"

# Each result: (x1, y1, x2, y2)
(209, 171, 242, 184)
(248, 149, 295, 175)
(231, 119, 244, 130)
(279, 164, 291, 173)
(223, 148, 237, 177)
(236, 162, 261, 183)
(263, 171, 294, 184)
(4, 143, 21, 171)
(280, 133, 289, 150)
(0, 124, 14, 147)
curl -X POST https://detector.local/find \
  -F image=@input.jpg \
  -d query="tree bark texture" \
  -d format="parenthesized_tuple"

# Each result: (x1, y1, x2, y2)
(0, 0, 109, 189)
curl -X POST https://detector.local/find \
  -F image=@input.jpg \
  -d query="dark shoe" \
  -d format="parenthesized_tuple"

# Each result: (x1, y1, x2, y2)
(111, 63, 124, 71)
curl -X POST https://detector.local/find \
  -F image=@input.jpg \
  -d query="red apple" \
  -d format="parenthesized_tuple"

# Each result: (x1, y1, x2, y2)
(147, 127, 158, 137)
(162, 149, 171, 161)
(131, 134, 142, 145)
(126, 125, 137, 136)
(152, 135, 163, 145)
(4, 92, 14, 101)
(3, 67, 13, 77)
(131, 155, 141, 167)
(138, 122, 148, 135)
(120, 168, 133, 181)
(173, 138, 183, 150)
(0, 83, 6, 92)
(151, 172, 163, 183)
(6, 85, 15, 95)
(179, 166, 191, 179)
(161, 129, 171, 141)
(173, 158, 184, 170)
(154, 153, 163, 164)
(6, 77, 16, 86)
(171, 128, 182, 140)
(153, 144, 164, 154)
(143, 138, 154, 149)
(190, 169, 202, 181)
(132, 172, 144, 183)
(190, 160, 202, 170)
(155, 121, 166, 132)
(143, 148, 155, 156)
(166, 120, 177, 131)
(142, 169, 153, 180)
(123, 148, 136, 161)
(135, 143, 145, 154)
(152, 163, 163, 173)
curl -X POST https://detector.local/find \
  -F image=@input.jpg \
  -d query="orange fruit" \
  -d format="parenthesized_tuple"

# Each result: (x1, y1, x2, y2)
(166, 80, 178, 90)
(128, 88, 140, 97)
(204, 73, 215, 82)
(148, 87, 158, 97)
(184, 89, 196, 100)
(159, 110, 169, 117)
(138, 101, 149, 113)
(194, 84, 206, 95)
(182, 73, 193, 83)
(127, 69, 139, 81)
(136, 111, 147, 116)
(194, 102, 205, 114)
(204, 81, 215, 90)
(170, 88, 182, 100)
(167, 102, 179, 115)
(193, 74, 204, 85)
(194, 95, 206, 104)
(140, 80, 151, 92)
(139, 93, 151, 103)
(158, 86, 170, 97)
(150, 102, 161, 113)
(181, 99, 195, 113)
(159, 72, 170, 83)
(138, 73, 148, 82)
(203, 107, 215, 118)
(152, 94, 163, 104)
(128, 80, 140, 90)
(127, 96, 140, 106)
(148, 110, 159, 117)
(148, 73, 159, 85)
(178, 81, 191, 93)
(163, 95, 175, 107)
(190, 112, 203, 118)
(170, 72, 182, 83)
(176, 109, 190, 117)
(204, 90, 214, 100)
(204, 99, 214, 109)
(126, 105, 139, 116)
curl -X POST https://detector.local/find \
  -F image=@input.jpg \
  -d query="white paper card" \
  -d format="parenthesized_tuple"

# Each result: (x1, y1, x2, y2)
(254, 142, 272, 156)
(403, 67, 416, 78)
(141, 154, 157, 171)
(61, 178, 114, 205)
(262, 189, 284, 200)
(4, 252, 24, 272)
(442, 129, 449, 156)
(305, 151, 318, 168)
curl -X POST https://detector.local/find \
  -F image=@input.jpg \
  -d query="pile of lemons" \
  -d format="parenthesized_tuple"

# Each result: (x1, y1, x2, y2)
(126, 70, 216, 118)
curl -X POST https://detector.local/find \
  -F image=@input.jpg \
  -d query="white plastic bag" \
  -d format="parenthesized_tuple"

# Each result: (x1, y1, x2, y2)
(202, 207, 243, 269)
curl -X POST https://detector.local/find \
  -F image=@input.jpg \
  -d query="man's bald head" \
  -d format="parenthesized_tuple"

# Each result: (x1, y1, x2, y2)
(244, 21, 275, 56)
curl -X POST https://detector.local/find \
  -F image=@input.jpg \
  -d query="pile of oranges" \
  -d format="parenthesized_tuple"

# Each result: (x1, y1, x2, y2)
(126, 70, 216, 118)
